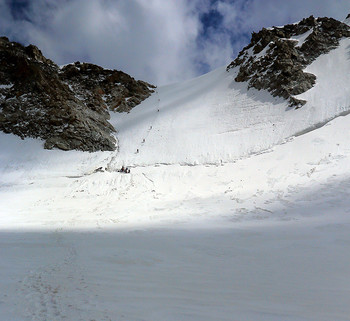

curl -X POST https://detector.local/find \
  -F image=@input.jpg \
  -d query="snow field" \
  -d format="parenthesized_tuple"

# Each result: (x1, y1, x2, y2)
(1, 110, 350, 230)
(2, 221, 350, 321)
(109, 38, 350, 167)
(2, 32, 350, 320)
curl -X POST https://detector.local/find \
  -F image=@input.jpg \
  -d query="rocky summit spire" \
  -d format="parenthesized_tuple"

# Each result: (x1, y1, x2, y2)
(227, 15, 350, 108)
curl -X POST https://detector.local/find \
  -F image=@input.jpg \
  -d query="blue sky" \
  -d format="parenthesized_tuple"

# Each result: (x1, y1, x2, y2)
(1, 0, 350, 85)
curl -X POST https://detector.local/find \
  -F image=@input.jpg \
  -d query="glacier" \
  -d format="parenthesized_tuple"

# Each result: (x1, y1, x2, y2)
(1, 27, 350, 321)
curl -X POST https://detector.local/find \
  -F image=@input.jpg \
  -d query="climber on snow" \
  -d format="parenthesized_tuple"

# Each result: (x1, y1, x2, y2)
(119, 165, 130, 174)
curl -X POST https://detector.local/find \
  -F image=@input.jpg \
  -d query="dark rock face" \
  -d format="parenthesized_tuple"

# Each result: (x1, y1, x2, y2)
(59, 62, 155, 113)
(227, 16, 350, 107)
(0, 37, 155, 151)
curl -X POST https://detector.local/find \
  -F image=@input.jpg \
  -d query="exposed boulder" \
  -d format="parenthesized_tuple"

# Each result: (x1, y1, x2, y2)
(227, 16, 350, 107)
(0, 37, 155, 151)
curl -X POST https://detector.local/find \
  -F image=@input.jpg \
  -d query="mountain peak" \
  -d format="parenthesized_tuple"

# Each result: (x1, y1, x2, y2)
(227, 15, 350, 107)
(0, 37, 155, 152)
(345, 13, 350, 26)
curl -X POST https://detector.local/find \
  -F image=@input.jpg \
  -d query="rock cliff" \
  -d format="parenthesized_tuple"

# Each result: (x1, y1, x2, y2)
(0, 37, 155, 151)
(227, 16, 350, 107)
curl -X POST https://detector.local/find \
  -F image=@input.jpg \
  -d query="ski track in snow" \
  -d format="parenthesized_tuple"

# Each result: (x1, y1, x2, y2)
(20, 233, 84, 321)
(5, 229, 113, 321)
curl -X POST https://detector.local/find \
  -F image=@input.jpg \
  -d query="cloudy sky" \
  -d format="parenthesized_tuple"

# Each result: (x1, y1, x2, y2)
(1, 0, 350, 85)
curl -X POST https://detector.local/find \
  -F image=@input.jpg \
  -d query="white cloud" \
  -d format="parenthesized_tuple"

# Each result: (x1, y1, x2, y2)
(1, 0, 350, 85)
(12, 0, 204, 85)
(216, 0, 350, 33)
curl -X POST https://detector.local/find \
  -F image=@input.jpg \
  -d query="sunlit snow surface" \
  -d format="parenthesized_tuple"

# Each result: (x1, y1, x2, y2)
(1, 37, 350, 320)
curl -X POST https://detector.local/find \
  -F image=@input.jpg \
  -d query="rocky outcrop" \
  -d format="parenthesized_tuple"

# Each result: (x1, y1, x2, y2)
(227, 16, 350, 107)
(59, 62, 155, 113)
(0, 37, 155, 151)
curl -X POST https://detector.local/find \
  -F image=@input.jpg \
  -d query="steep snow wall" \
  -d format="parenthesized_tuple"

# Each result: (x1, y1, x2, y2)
(109, 37, 350, 166)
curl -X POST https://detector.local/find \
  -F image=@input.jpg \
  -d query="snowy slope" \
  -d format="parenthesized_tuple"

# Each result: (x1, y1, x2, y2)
(2, 32, 350, 227)
(109, 37, 350, 167)
(2, 104, 350, 320)
(2, 110, 350, 229)
(2, 34, 350, 173)
(2, 27, 350, 321)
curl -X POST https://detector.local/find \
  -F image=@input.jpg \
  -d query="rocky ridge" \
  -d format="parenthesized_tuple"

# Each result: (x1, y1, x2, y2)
(0, 37, 155, 151)
(227, 16, 350, 107)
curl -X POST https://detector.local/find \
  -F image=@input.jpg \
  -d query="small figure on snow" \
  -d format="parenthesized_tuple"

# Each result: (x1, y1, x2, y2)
(119, 166, 130, 173)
